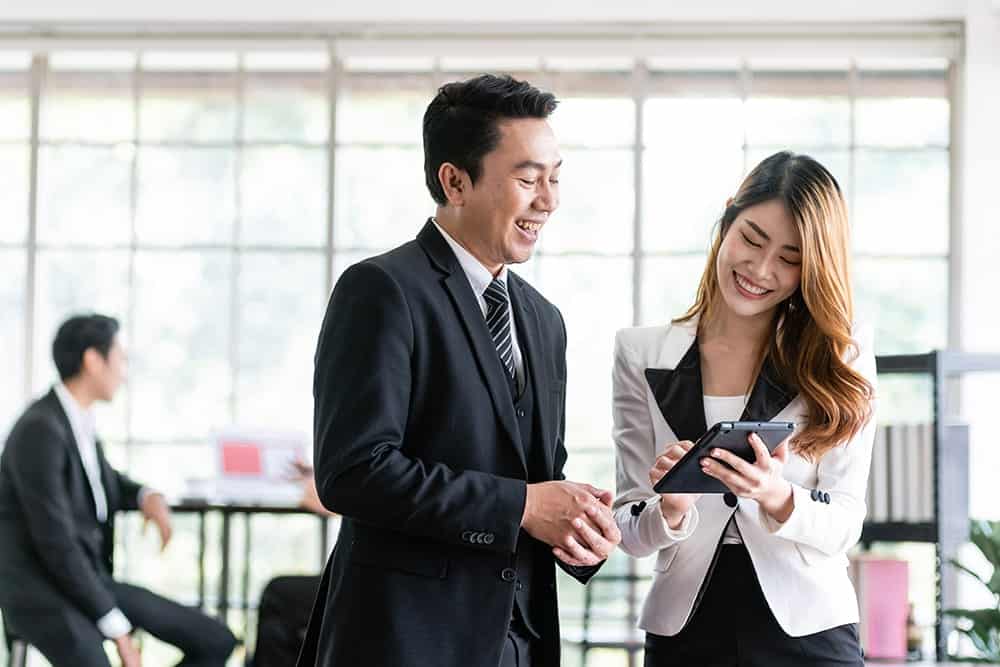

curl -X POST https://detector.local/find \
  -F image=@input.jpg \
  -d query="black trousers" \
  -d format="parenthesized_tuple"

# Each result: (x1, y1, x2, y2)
(253, 575, 321, 667)
(4, 581, 236, 667)
(644, 545, 864, 667)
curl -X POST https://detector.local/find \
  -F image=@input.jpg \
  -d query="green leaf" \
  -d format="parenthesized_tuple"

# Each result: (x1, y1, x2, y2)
(970, 520, 1000, 568)
(950, 557, 989, 588)
(944, 608, 1000, 661)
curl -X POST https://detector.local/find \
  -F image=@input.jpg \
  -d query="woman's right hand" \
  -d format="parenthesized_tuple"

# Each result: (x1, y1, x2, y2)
(649, 440, 702, 529)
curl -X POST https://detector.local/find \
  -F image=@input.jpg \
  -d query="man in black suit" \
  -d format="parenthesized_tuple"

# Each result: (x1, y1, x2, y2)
(0, 314, 236, 667)
(298, 75, 621, 667)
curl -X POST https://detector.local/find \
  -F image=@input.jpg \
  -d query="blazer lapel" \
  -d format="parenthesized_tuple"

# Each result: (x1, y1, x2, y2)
(741, 355, 796, 421)
(645, 339, 707, 443)
(417, 221, 527, 473)
(44, 389, 101, 518)
(507, 274, 554, 477)
(643, 320, 797, 442)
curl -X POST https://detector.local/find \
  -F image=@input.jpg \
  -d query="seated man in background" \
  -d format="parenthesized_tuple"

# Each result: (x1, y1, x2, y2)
(252, 463, 331, 667)
(0, 313, 236, 667)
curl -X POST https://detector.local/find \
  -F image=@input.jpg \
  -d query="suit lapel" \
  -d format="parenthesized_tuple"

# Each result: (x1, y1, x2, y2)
(645, 340, 707, 443)
(741, 355, 796, 421)
(644, 322, 797, 441)
(508, 274, 554, 477)
(418, 222, 527, 474)
(44, 390, 101, 518)
(95, 439, 118, 513)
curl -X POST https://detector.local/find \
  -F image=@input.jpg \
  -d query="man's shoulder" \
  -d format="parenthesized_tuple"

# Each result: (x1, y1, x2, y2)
(509, 271, 561, 321)
(340, 239, 432, 287)
(4, 392, 67, 453)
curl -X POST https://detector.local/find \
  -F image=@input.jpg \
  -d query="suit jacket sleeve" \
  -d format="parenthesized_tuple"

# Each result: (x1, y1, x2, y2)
(5, 417, 118, 621)
(611, 329, 700, 559)
(110, 468, 143, 512)
(313, 261, 527, 554)
(550, 309, 603, 584)
(757, 325, 878, 564)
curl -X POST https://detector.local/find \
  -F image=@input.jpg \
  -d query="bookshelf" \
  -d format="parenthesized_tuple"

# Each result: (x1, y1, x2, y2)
(862, 351, 1000, 661)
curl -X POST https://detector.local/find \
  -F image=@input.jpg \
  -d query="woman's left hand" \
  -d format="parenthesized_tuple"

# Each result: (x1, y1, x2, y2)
(700, 432, 795, 523)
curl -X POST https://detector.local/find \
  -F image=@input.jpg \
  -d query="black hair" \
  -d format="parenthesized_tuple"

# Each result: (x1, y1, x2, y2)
(52, 313, 120, 381)
(423, 74, 558, 205)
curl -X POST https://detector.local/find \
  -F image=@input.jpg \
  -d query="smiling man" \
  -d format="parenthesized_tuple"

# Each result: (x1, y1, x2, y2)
(298, 75, 620, 667)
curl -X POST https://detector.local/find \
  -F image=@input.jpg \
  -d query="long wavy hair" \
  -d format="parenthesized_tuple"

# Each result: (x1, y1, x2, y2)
(676, 151, 873, 461)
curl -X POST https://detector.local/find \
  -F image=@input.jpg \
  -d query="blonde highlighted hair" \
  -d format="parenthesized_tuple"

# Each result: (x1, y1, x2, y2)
(676, 151, 873, 461)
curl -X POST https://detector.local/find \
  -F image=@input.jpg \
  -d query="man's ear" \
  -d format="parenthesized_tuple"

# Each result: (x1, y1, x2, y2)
(81, 348, 103, 375)
(438, 162, 469, 207)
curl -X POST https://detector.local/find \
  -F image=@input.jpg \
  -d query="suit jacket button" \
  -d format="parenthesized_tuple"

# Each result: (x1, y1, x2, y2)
(723, 492, 738, 508)
(501, 568, 516, 582)
(461, 531, 472, 542)
(810, 489, 820, 502)
(517, 408, 525, 418)
(484, 533, 495, 545)
(822, 492, 831, 504)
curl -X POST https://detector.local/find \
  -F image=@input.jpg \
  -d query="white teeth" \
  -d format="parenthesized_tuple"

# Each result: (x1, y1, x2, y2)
(735, 273, 769, 295)
(516, 220, 541, 232)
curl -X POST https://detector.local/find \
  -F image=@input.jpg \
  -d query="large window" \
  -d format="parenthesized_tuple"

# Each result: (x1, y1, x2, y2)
(0, 45, 953, 663)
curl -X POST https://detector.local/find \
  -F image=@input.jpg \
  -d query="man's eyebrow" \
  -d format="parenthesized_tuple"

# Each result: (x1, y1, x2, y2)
(513, 159, 563, 171)
(745, 219, 800, 253)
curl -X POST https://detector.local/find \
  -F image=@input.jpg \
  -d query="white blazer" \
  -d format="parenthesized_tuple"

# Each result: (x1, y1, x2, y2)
(611, 317, 877, 638)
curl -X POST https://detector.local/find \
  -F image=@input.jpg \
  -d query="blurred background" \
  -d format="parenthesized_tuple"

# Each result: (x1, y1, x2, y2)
(1, 1, 999, 665)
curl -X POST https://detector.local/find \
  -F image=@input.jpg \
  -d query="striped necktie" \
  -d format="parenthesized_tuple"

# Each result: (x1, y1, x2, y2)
(484, 277, 515, 381)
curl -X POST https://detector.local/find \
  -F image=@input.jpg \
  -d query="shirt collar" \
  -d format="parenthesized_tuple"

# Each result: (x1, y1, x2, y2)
(433, 220, 508, 297)
(54, 382, 97, 440)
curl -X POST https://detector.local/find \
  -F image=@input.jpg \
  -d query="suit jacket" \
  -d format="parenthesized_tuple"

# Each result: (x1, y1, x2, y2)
(298, 221, 598, 667)
(0, 389, 142, 621)
(611, 318, 877, 637)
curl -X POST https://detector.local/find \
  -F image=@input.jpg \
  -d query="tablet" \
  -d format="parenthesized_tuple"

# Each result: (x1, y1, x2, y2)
(652, 421, 795, 494)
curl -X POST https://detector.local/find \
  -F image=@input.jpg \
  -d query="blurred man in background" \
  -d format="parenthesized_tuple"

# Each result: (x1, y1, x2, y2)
(0, 313, 236, 667)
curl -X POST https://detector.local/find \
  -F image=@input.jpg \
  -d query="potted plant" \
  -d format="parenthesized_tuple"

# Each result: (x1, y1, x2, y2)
(945, 519, 1000, 662)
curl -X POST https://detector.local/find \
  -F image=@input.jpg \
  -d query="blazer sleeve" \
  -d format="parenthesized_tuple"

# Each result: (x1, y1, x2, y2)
(98, 441, 143, 512)
(757, 325, 878, 564)
(5, 417, 118, 621)
(313, 261, 527, 555)
(611, 330, 699, 559)
(550, 309, 602, 584)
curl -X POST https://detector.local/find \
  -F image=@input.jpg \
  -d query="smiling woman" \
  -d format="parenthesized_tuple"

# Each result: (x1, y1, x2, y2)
(612, 150, 877, 666)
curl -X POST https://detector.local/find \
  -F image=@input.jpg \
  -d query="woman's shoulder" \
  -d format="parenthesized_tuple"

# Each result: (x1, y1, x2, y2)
(615, 318, 696, 360)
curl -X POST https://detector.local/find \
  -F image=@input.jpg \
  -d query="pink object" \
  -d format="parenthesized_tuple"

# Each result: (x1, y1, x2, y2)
(220, 441, 263, 475)
(851, 557, 909, 660)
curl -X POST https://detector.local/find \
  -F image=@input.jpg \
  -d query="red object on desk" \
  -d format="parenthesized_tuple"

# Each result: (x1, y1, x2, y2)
(851, 557, 909, 660)
(220, 441, 263, 475)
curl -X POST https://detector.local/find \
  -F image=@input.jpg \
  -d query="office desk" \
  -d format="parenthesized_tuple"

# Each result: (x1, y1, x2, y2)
(170, 501, 330, 631)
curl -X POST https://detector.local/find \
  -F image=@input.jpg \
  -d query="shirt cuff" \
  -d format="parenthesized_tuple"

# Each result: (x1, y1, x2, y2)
(137, 486, 157, 508)
(758, 483, 806, 537)
(659, 501, 699, 541)
(97, 607, 132, 639)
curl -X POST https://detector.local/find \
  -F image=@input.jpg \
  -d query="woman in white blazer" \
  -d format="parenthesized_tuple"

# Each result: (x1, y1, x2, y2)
(612, 151, 877, 666)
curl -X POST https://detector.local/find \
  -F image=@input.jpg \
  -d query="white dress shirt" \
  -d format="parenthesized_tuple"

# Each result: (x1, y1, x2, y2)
(52, 383, 135, 639)
(433, 220, 525, 393)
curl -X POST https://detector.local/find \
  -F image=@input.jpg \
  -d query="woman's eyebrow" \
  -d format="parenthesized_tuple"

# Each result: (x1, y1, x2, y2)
(745, 219, 801, 253)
